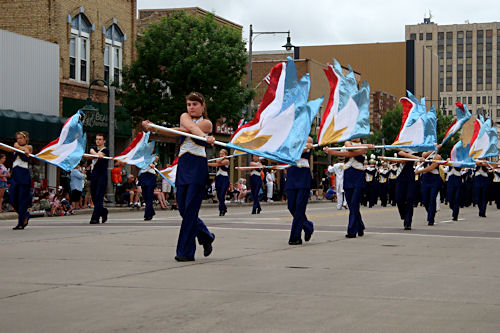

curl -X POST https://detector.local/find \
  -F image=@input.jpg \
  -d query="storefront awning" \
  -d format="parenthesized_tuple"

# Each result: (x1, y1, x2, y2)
(0, 109, 66, 143)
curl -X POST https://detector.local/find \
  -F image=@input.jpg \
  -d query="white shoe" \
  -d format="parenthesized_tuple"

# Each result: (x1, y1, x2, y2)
(337, 207, 342, 210)
(267, 199, 274, 203)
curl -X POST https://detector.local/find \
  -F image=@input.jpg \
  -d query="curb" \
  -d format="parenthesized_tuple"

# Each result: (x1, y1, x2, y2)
(0, 198, 332, 220)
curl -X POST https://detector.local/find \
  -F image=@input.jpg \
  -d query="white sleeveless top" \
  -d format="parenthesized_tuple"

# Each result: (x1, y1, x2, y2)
(179, 117, 207, 158)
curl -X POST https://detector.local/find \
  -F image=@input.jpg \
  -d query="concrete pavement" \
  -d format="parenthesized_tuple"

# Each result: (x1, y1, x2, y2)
(1, 202, 499, 332)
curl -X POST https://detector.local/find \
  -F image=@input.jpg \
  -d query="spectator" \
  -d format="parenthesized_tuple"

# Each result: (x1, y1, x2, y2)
(154, 187, 168, 209)
(265, 170, 275, 202)
(39, 192, 51, 214)
(60, 192, 73, 215)
(82, 161, 93, 209)
(237, 178, 248, 202)
(70, 162, 85, 210)
(0, 153, 10, 212)
(232, 182, 240, 202)
(123, 174, 140, 207)
(50, 193, 62, 216)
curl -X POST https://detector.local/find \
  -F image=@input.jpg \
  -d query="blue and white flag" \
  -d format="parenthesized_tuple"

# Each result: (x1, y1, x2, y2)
(469, 115, 498, 159)
(388, 91, 437, 152)
(228, 57, 323, 165)
(36, 110, 86, 172)
(317, 59, 370, 145)
(448, 140, 476, 168)
(114, 132, 155, 170)
(441, 102, 471, 145)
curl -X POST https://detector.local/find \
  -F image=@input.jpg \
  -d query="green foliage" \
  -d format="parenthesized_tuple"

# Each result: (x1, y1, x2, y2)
(119, 11, 252, 125)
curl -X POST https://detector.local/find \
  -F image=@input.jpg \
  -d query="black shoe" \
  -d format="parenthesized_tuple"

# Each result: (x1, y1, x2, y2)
(252, 209, 256, 214)
(257, 207, 261, 214)
(428, 222, 434, 226)
(219, 211, 223, 216)
(404, 226, 411, 230)
(358, 230, 364, 237)
(203, 234, 215, 257)
(12, 225, 23, 230)
(102, 208, 108, 223)
(304, 230, 313, 242)
(144, 217, 152, 221)
(345, 234, 356, 238)
(175, 256, 194, 262)
(452, 217, 458, 221)
(222, 210, 226, 216)
(89, 220, 99, 224)
(288, 239, 303, 245)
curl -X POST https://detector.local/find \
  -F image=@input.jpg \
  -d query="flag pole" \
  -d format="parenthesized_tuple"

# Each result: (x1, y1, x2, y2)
(207, 152, 247, 162)
(147, 123, 229, 148)
(0, 142, 53, 164)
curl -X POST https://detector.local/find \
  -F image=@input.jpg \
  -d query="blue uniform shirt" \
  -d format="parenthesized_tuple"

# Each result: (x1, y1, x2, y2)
(285, 151, 312, 190)
(90, 146, 109, 179)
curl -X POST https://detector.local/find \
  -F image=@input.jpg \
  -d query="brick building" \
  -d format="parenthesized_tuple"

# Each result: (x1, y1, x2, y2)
(370, 91, 398, 131)
(0, 0, 137, 142)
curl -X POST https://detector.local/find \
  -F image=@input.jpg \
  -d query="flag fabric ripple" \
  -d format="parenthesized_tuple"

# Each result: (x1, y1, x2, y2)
(114, 132, 156, 169)
(36, 110, 86, 172)
(389, 91, 437, 152)
(317, 59, 370, 145)
(441, 102, 471, 145)
(157, 157, 178, 188)
(469, 115, 498, 159)
(228, 57, 323, 165)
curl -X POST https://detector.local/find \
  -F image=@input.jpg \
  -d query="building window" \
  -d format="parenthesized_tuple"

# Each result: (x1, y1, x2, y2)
(438, 32, 444, 40)
(497, 109, 500, 118)
(482, 96, 487, 104)
(419, 33, 423, 40)
(497, 96, 500, 104)
(426, 32, 432, 40)
(70, 13, 92, 83)
(477, 96, 481, 104)
(468, 96, 472, 104)
(104, 24, 124, 84)
(410, 33, 416, 40)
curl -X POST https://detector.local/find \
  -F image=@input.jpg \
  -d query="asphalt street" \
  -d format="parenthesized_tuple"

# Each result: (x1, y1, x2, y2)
(1, 202, 499, 332)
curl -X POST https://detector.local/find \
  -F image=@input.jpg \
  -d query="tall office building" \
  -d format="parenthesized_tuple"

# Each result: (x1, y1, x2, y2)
(406, 19, 500, 126)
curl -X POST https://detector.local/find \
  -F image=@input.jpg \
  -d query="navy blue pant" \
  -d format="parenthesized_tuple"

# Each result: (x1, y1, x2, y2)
(494, 182, 500, 209)
(286, 188, 313, 242)
(215, 175, 229, 213)
(447, 176, 462, 220)
(379, 182, 388, 206)
(139, 173, 156, 220)
(176, 183, 214, 259)
(90, 176, 107, 222)
(10, 183, 31, 227)
(250, 175, 262, 211)
(474, 176, 489, 216)
(344, 187, 365, 236)
(366, 181, 378, 207)
(395, 180, 416, 228)
(421, 178, 441, 223)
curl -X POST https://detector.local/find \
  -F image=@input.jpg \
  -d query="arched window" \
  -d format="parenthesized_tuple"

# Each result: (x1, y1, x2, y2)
(104, 24, 124, 84)
(69, 13, 92, 83)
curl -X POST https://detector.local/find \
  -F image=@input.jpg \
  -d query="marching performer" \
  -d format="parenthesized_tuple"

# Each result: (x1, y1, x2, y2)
(208, 149, 230, 216)
(378, 162, 389, 207)
(324, 139, 374, 238)
(138, 155, 159, 221)
(493, 166, 500, 209)
(286, 137, 314, 245)
(445, 163, 464, 221)
(88, 134, 109, 224)
(144, 92, 215, 261)
(4, 132, 33, 230)
(365, 155, 378, 208)
(329, 160, 347, 210)
(414, 151, 442, 226)
(248, 155, 263, 214)
(474, 160, 490, 218)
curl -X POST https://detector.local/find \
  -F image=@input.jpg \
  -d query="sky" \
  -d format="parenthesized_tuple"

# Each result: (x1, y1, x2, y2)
(138, 0, 500, 51)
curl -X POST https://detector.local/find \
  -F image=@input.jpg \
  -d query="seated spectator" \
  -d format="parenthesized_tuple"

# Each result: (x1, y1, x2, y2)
(61, 192, 74, 215)
(232, 182, 240, 202)
(122, 174, 140, 207)
(154, 187, 168, 209)
(237, 178, 248, 203)
(50, 193, 62, 216)
(39, 192, 51, 213)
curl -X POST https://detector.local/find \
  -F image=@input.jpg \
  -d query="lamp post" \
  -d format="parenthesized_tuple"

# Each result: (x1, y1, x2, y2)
(247, 24, 294, 118)
(82, 78, 116, 204)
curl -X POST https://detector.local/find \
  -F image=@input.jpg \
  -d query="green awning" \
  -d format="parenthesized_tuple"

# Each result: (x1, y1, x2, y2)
(0, 109, 66, 143)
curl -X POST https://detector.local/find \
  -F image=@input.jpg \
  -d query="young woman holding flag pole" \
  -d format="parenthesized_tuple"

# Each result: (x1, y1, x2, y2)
(143, 92, 215, 262)
(207, 149, 230, 216)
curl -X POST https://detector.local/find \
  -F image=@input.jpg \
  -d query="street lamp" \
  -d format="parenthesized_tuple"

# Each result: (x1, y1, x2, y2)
(82, 78, 116, 204)
(247, 24, 295, 118)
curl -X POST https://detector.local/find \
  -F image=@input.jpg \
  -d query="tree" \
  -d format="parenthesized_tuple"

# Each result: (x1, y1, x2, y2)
(119, 11, 252, 126)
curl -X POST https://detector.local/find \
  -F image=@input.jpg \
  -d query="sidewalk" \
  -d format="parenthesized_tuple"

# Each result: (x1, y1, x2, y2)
(0, 197, 331, 220)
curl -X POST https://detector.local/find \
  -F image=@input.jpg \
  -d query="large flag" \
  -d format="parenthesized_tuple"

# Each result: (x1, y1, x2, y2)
(228, 57, 323, 165)
(448, 140, 476, 168)
(317, 59, 370, 145)
(157, 157, 178, 188)
(36, 110, 86, 172)
(469, 115, 498, 159)
(389, 91, 437, 152)
(441, 102, 471, 144)
(114, 132, 155, 169)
